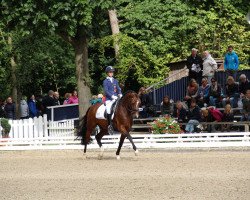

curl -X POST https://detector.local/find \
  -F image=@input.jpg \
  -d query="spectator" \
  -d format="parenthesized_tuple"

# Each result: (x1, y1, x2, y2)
(4, 97, 16, 120)
(184, 79, 199, 107)
(241, 89, 250, 121)
(201, 108, 215, 132)
(185, 98, 201, 133)
(173, 101, 187, 123)
(68, 90, 79, 104)
(239, 74, 250, 97)
(54, 91, 60, 105)
(63, 93, 72, 105)
(186, 48, 203, 84)
(197, 78, 210, 107)
(202, 51, 217, 84)
(202, 106, 223, 132)
(221, 104, 234, 132)
(222, 76, 239, 108)
(28, 95, 38, 118)
(97, 94, 105, 103)
(160, 96, 174, 116)
(138, 87, 153, 118)
(224, 45, 239, 80)
(19, 96, 29, 119)
(42, 90, 55, 115)
(208, 77, 222, 107)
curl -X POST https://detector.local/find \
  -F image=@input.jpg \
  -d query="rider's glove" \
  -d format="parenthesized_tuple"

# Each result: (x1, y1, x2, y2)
(111, 95, 118, 100)
(118, 94, 123, 98)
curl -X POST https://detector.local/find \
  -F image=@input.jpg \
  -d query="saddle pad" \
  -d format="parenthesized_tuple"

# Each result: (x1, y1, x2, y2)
(96, 104, 114, 120)
(96, 104, 106, 119)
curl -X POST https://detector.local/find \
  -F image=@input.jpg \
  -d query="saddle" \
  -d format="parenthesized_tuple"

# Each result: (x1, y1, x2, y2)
(96, 99, 119, 120)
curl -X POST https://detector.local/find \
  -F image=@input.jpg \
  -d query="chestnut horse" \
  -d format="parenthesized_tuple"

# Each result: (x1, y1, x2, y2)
(78, 91, 141, 159)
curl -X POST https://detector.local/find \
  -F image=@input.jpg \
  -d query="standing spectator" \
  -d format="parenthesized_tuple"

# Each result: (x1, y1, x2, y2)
(173, 101, 187, 123)
(63, 93, 72, 105)
(185, 98, 201, 133)
(221, 104, 234, 132)
(138, 87, 153, 118)
(160, 96, 174, 116)
(28, 95, 38, 118)
(184, 79, 199, 107)
(68, 90, 79, 104)
(208, 77, 222, 107)
(197, 78, 210, 107)
(42, 90, 55, 115)
(238, 74, 250, 97)
(54, 91, 60, 105)
(224, 45, 239, 80)
(19, 96, 29, 119)
(4, 97, 16, 120)
(202, 51, 217, 84)
(222, 76, 239, 108)
(186, 48, 203, 84)
(241, 89, 250, 121)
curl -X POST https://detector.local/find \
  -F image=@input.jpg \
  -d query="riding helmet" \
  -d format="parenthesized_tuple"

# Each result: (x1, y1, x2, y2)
(105, 66, 115, 73)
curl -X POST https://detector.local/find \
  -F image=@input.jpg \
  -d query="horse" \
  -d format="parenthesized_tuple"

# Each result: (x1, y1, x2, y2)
(77, 91, 141, 159)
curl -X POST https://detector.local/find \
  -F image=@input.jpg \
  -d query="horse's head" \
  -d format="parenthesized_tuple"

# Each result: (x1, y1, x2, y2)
(120, 91, 141, 118)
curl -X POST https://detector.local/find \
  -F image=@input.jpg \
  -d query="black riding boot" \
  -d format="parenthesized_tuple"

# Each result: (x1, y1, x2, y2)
(107, 114, 114, 135)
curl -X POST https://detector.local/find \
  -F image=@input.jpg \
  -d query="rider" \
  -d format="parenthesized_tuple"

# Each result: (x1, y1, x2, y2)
(103, 66, 122, 134)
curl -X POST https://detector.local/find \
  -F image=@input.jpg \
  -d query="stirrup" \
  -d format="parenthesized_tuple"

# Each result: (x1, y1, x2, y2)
(108, 125, 114, 135)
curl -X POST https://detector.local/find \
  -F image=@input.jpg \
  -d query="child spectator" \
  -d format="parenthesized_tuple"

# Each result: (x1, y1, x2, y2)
(173, 101, 187, 123)
(222, 76, 239, 108)
(63, 93, 72, 105)
(241, 89, 250, 121)
(185, 98, 201, 133)
(221, 104, 234, 132)
(160, 96, 174, 116)
(197, 78, 210, 107)
(184, 79, 199, 107)
(208, 77, 222, 107)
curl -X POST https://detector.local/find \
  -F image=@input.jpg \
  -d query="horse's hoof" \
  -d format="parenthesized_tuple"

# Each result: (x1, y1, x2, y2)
(116, 155, 121, 160)
(83, 153, 88, 159)
(135, 150, 139, 156)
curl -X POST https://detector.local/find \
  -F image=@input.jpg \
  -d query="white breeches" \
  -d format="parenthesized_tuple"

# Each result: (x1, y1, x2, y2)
(105, 100, 116, 114)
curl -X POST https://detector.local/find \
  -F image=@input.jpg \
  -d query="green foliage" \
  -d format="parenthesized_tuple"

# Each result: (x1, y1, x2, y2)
(1, 118, 11, 137)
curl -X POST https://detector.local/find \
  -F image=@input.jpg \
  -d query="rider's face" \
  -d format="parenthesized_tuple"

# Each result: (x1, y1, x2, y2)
(107, 71, 114, 77)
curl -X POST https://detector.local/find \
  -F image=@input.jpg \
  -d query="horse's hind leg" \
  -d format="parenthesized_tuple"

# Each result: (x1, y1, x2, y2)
(116, 134, 126, 160)
(126, 133, 139, 156)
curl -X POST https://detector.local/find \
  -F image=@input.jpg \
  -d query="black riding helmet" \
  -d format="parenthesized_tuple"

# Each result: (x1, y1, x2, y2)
(105, 66, 115, 73)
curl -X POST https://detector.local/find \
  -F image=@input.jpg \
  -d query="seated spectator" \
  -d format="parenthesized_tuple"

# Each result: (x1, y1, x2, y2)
(19, 96, 29, 119)
(90, 95, 102, 105)
(208, 77, 222, 107)
(201, 107, 216, 132)
(28, 95, 38, 118)
(185, 98, 201, 133)
(197, 78, 210, 107)
(4, 97, 16, 120)
(68, 90, 79, 104)
(184, 79, 199, 107)
(173, 101, 187, 123)
(241, 89, 250, 121)
(160, 96, 174, 116)
(138, 87, 154, 118)
(221, 104, 234, 132)
(239, 74, 250, 97)
(97, 94, 105, 103)
(63, 93, 72, 105)
(222, 76, 239, 108)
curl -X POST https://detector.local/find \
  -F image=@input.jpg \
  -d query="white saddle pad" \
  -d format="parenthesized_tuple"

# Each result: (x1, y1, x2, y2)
(96, 104, 114, 120)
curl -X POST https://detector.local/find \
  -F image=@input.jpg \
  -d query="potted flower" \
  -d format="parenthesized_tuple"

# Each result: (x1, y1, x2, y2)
(1, 118, 11, 138)
(150, 115, 182, 134)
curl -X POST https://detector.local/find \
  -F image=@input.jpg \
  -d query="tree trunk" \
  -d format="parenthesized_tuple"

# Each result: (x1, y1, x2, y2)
(108, 9, 120, 57)
(8, 36, 18, 118)
(73, 34, 91, 118)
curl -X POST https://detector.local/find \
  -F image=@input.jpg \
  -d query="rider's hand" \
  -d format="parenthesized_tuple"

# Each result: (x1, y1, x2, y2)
(111, 95, 118, 100)
(118, 94, 123, 98)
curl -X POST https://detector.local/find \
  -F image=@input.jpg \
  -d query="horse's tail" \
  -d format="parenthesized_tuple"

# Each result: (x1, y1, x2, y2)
(76, 108, 92, 145)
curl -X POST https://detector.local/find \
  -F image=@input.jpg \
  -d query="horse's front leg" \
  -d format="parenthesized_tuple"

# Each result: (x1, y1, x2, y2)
(116, 134, 126, 160)
(126, 133, 139, 156)
(96, 129, 105, 159)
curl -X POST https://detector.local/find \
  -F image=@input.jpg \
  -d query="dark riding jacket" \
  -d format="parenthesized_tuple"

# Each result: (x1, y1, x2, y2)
(103, 77, 122, 101)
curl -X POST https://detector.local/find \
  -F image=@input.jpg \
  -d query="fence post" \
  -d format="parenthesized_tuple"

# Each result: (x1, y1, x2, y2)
(153, 86, 156, 105)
